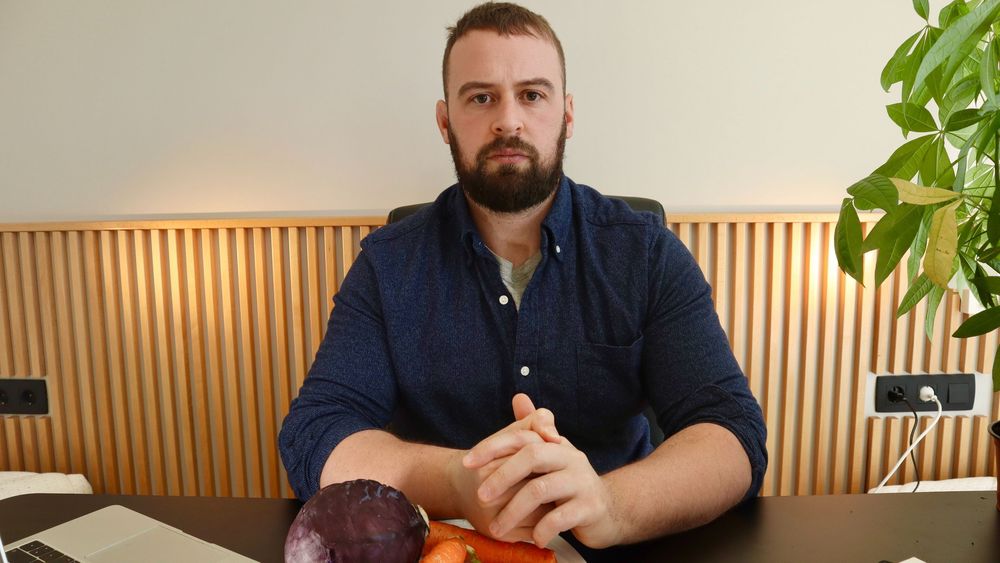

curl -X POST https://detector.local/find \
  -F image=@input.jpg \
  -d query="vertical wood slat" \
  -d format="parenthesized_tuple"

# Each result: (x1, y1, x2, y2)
(183, 229, 213, 496)
(166, 230, 197, 496)
(2, 234, 26, 472)
(252, 228, 280, 498)
(2, 215, 999, 498)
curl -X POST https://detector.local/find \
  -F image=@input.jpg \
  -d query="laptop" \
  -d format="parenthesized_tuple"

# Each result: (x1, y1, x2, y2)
(2, 505, 257, 563)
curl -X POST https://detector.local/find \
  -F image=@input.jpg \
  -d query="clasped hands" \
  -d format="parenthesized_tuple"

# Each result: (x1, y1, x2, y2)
(449, 393, 622, 549)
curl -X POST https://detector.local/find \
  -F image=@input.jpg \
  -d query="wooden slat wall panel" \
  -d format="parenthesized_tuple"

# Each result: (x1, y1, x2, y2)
(0, 220, 375, 498)
(664, 215, 1000, 496)
(0, 215, 997, 498)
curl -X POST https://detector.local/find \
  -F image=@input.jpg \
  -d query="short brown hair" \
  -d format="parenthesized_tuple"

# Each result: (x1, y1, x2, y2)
(442, 2, 566, 98)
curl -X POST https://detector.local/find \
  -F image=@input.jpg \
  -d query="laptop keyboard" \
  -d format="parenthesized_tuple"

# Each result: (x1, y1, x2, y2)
(5, 540, 80, 563)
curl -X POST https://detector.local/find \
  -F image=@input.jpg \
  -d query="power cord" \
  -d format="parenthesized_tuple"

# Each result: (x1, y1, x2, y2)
(873, 386, 942, 494)
(900, 398, 921, 492)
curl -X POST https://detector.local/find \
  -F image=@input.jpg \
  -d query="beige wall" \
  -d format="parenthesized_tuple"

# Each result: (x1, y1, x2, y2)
(0, 0, 917, 221)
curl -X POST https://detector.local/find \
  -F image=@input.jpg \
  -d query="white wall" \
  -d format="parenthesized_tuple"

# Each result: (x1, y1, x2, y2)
(0, 0, 920, 221)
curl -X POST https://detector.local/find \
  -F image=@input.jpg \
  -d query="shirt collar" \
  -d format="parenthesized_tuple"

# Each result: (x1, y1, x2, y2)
(451, 176, 573, 264)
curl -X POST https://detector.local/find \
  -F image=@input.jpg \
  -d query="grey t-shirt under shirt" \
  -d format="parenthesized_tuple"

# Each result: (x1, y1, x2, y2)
(488, 248, 541, 309)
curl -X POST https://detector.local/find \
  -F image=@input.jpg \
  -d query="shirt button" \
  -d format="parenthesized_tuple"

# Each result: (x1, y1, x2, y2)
(499, 295, 509, 305)
(555, 245, 561, 254)
(520, 366, 530, 376)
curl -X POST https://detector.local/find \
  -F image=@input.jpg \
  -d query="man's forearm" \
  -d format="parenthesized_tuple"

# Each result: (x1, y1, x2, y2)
(319, 429, 463, 518)
(602, 422, 752, 544)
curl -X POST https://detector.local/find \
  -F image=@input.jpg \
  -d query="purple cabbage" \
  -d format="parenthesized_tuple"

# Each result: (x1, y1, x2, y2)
(285, 479, 428, 563)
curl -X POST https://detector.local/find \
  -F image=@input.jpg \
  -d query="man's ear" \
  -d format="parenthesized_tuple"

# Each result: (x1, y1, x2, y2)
(435, 100, 450, 144)
(564, 93, 575, 140)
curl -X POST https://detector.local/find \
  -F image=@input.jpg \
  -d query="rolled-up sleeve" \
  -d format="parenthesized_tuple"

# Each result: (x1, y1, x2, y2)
(278, 250, 397, 500)
(642, 229, 768, 499)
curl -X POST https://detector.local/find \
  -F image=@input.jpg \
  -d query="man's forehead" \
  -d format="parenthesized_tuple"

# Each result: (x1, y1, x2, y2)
(447, 30, 562, 94)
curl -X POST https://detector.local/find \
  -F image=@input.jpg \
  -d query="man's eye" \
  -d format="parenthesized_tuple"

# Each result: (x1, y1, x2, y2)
(472, 94, 491, 104)
(523, 91, 542, 102)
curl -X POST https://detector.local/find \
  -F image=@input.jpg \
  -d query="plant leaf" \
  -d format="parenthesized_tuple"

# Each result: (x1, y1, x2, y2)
(993, 345, 1000, 391)
(903, 31, 934, 105)
(918, 137, 956, 187)
(970, 275, 1000, 294)
(874, 134, 936, 179)
(952, 115, 992, 190)
(875, 206, 924, 285)
(897, 273, 934, 317)
(943, 107, 986, 131)
(953, 305, 1000, 337)
(979, 246, 1000, 261)
(924, 199, 961, 287)
(981, 36, 1000, 108)
(892, 177, 961, 204)
(970, 266, 997, 309)
(974, 111, 1000, 157)
(937, 22, 989, 107)
(912, 0, 1000, 103)
(887, 102, 938, 133)
(914, 0, 930, 20)
(940, 0, 970, 28)
(908, 206, 933, 280)
(882, 31, 924, 91)
(846, 175, 899, 211)
(862, 203, 922, 253)
(835, 198, 863, 284)
(925, 284, 945, 340)
(939, 74, 980, 125)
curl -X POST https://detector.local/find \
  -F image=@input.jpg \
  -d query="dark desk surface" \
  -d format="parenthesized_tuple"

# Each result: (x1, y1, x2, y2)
(1, 491, 998, 562)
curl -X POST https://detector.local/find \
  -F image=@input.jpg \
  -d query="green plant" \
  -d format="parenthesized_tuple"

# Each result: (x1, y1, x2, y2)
(835, 0, 1000, 389)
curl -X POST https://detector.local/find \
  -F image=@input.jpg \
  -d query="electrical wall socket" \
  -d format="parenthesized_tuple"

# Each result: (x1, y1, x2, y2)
(874, 373, 974, 412)
(865, 372, 992, 419)
(0, 378, 49, 415)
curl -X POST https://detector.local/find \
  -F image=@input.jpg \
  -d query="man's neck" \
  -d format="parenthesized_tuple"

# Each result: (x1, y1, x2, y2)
(465, 191, 556, 267)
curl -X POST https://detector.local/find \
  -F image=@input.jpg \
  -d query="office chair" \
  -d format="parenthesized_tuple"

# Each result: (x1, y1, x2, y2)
(386, 195, 668, 447)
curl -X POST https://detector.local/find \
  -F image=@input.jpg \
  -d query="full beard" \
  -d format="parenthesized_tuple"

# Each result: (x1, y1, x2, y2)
(448, 121, 567, 214)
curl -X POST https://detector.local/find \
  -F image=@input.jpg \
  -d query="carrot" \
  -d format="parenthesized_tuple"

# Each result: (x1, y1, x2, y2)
(421, 537, 470, 563)
(423, 521, 557, 563)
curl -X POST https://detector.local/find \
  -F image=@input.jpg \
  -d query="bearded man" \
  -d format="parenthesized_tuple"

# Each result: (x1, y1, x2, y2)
(279, 3, 767, 559)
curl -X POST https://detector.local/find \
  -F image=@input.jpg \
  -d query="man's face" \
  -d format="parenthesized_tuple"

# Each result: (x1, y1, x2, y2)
(436, 30, 574, 213)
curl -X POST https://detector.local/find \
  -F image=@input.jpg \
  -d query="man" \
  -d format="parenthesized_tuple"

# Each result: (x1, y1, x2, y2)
(279, 1, 766, 556)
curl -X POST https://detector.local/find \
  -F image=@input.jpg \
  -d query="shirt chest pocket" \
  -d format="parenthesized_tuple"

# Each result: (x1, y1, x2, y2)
(575, 334, 644, 439)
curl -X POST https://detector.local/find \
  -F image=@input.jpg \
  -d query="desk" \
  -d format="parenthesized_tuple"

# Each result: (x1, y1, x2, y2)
(1, 492, 998, 562)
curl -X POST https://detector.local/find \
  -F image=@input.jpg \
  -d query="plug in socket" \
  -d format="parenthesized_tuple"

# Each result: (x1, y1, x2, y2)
(0, 378, 48, 415)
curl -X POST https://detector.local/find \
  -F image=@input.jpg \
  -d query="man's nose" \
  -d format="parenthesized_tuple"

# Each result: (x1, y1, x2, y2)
(491, 98, 524, 136)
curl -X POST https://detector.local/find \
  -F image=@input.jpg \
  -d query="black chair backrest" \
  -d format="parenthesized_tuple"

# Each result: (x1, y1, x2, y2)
(387, 196, 666, 224)
(385, 194, 667, 447)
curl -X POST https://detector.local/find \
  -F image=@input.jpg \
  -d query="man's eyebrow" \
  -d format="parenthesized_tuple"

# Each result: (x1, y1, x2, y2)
(455, 78, 557, 98)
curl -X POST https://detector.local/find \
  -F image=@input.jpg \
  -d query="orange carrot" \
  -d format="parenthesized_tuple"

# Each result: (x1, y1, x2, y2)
(421, 537, 469, 563)
(424, 521, 557, 563)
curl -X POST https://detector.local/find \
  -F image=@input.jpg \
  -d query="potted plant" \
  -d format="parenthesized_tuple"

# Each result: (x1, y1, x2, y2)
(834, 0, 1000, 502)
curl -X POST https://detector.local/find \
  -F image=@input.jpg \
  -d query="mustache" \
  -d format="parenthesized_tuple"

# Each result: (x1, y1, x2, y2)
(475, 136, 540, 162)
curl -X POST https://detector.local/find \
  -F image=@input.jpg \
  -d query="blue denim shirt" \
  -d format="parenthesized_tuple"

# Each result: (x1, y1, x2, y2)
(279, 177, 767, 503)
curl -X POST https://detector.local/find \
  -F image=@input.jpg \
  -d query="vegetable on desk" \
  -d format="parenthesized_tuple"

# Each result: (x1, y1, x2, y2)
(422, 520, 557, 563)
(284, 479, 429, 563)
(420, 537, 478, 563)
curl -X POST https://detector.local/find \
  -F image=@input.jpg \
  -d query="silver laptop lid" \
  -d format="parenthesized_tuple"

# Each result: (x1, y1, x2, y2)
(5, 505, 257, 563)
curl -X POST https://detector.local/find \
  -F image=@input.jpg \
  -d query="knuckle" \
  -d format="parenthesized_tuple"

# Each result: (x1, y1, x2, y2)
(518, 429, 542, 444)
(524, 442, 543, 458)
(528, 478, 548, 501)
(490, 466, 508, 486)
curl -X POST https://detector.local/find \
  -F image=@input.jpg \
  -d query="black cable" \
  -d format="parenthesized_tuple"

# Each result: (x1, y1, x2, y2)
(902, 398, 921, 492)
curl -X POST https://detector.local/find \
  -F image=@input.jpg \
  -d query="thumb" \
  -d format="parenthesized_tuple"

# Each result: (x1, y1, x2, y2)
(512, 393, 536, 420)
(512, 393, 560, 442)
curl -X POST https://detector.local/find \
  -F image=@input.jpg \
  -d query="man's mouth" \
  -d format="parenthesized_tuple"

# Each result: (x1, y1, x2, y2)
(488, 150, 528, 163)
